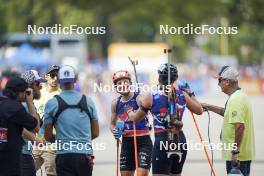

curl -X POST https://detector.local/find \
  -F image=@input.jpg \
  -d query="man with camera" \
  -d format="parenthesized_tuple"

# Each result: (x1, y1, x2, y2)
(20, 70, 46, 176)
(0, 77, 39, 176)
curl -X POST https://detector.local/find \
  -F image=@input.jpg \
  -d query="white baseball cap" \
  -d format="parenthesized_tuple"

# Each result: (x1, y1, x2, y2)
(58, 65, 76, 84)
(214, 66, 239, 81)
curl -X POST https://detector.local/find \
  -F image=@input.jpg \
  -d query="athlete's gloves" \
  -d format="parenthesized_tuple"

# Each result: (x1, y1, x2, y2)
(112, 128, 119, 140)
(178, 80, 195, 97)
(112, 120, 125, 139)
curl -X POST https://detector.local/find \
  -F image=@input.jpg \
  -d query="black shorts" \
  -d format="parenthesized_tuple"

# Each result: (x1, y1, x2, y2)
(120, 135, 153, 171)
(152, 131, 188, 175)
(56, 153, 93, 176)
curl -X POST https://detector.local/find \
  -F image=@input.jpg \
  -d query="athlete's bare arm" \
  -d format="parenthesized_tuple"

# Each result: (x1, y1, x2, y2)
(127, 92, 152, 122)
(110, 99, 118, 132)
(183, 92, 203, 115)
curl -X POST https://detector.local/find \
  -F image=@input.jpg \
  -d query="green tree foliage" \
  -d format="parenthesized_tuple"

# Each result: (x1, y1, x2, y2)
(0, 0, 263, 62)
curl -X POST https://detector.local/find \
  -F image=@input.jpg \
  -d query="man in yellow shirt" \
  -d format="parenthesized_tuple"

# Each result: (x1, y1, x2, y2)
(33, 65, 61, 176)
(202, 66, 255, 176)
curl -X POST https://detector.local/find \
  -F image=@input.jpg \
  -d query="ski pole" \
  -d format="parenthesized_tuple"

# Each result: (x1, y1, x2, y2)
(190, 111, 217, 176)
(116, 140, 119, 176)
(128, 57, 139, 176)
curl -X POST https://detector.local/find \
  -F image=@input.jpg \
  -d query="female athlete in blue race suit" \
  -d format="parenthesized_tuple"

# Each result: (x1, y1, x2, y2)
(110, 70, 153, 176)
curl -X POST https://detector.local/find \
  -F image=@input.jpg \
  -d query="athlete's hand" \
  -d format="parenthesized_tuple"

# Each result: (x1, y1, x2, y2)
(178, 80, 192, 94)
(112, 128, 119, 140)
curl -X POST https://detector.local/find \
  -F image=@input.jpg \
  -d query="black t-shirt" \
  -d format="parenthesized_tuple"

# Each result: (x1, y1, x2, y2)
(0, 97, 37, 175)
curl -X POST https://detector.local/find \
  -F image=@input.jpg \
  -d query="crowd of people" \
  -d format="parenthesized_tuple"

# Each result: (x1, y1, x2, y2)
(0, 65, 99, 176)
(0, 63, 255, 176)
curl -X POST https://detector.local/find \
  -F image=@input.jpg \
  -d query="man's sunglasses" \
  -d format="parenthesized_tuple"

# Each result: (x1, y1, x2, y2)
(48, 72, 58, 79)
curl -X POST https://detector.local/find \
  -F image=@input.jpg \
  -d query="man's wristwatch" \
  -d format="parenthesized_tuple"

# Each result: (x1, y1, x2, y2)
(232, 150, 240, 155)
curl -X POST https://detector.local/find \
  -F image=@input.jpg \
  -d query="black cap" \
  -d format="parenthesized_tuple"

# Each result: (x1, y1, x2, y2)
(5, 77, 28, 92)
(46, 65, 60, 74)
